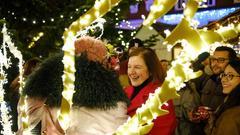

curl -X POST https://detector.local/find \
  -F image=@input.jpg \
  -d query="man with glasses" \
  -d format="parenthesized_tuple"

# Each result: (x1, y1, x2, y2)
(188, 46, 238, 135)
(201, 46, 238, 111)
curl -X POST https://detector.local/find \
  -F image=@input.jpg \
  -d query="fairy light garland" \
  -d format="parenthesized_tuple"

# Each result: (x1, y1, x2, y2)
(5, 8, 85, 25)
(59, 0, 122, 131)
(1, 24, 24, 135)
(28, 32, 44, 49)
(59, 19, 106, 130)
(0, 27, 14, 135)
(58, 0, 240, 134)
(115, 0, 235, 134)
(115, 50, 203, 135)
(143, 0, 178, 27)
(114, 0, 203, 134)
(76, 18, 106, 38)
(62, 0, 122, 41)
(0, 0, 237, 134)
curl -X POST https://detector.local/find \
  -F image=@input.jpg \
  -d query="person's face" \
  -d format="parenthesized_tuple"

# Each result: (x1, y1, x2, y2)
(221, 65, 240, 94)
(128, 55, 150, 87)
(108, 55, 120, 71)
(210, 51, 229, 75)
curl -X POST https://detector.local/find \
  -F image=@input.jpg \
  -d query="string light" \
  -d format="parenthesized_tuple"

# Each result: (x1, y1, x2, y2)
(0, 0, 238, 134)
(4, 8, 82, 25)
(118, 7, 240, 30)
(1, 24, 24, 135)
(115, 0, 240, 134)
(28, 32, 44, 49)
(59, 0, 122, 131)
(143, 0, 178, 27)
(113, 6, 136, 47)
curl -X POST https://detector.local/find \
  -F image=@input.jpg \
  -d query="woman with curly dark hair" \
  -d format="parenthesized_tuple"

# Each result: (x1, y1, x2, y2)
(17, 36, 129, 135)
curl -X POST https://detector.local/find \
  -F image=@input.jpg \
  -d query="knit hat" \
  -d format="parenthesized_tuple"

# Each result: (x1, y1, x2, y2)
(23, 36, 130, 109)
(197, 52, 210, 62)
(192, 52, 210, 72)
(128, 38, 144, 50)
(74, 36, 107, 63)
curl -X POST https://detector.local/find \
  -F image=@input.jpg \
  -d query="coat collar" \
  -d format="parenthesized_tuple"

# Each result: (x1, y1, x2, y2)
(125, 81, 161, 116)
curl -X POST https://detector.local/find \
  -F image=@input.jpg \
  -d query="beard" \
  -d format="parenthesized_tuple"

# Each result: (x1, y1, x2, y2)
(211, 65, 224, 75)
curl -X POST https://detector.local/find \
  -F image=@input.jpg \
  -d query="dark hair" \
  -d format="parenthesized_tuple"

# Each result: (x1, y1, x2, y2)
(23, 53, 64, 107)
(215, 58, 240, 120)
(23, 52, 130, 109)
(128, 38, 144, 50)
(23, 58, 42, 76)
(191, 52, 210, 72)
(215, 46, 237, 60)
(228, 58, 240, 74)
(10, 57, 42, 92)
(73, 53, 130, 109)
(197, 52, 210, 62)
(129, 47, 165, 83)
(160, 59, 169, 63)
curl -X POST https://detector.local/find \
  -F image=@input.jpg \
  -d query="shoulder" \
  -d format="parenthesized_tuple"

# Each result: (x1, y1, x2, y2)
(217, 106, 240, 124)
(213, 106, 240, 135)
(221, 106, 240, 118)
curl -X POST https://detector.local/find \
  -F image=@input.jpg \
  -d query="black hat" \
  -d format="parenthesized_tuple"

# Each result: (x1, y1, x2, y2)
(197, 52, 210, 62)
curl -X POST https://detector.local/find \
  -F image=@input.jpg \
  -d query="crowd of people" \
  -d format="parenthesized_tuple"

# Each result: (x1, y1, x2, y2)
(3, 36, 240, 135)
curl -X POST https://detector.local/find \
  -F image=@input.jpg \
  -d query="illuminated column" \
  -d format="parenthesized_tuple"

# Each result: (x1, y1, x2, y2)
(59, 0, 122, 131)
(143, 0, 178, 27)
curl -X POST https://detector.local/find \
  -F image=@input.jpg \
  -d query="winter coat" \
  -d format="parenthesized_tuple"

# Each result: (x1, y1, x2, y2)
(201, 75, 225, 111)
(16, 52, 130, 135)
(17, 99, 128, 135)
(206, 85, 240, 135)
(16, 97, 64, 135)
(66, 102, 128, 135)
(173, 81, 201, 135)
(210, 106, 240, 135)
(125, 81, 177, 135)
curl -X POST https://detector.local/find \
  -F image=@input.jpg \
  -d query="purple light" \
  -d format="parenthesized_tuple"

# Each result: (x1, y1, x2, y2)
(117, 7, 240, 30)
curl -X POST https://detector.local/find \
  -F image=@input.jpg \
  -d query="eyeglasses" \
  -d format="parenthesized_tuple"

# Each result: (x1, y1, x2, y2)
(220, 73, 240, 81)
(210, 57, 229, 63)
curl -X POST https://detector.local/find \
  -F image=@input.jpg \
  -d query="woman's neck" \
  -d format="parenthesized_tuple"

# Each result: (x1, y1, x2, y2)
(131, 77, 152, 100)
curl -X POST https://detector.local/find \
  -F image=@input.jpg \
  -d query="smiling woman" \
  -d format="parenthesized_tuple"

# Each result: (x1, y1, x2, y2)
(207, 58, 240, 135)
(125, 47, 176, 135)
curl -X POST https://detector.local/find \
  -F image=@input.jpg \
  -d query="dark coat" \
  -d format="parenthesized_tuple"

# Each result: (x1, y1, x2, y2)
(211, 106, 240, 135)
(209, 84, 240, 135)
(173, 81, 201, 135)
(201, 75, 225, 111)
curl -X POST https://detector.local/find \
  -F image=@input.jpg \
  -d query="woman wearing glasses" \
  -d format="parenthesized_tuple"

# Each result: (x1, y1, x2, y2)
(207, 58, 240, 135)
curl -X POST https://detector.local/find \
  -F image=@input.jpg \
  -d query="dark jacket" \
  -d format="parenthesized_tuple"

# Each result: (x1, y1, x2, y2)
(211, 106, 240, 135)
(210, 84, 240, 135)
(200, 75, 225, 111)
(173, 81, 201, 135)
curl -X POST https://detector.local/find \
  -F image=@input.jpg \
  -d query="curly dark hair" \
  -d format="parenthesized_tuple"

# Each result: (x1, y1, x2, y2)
(23, 52, 130, 109)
